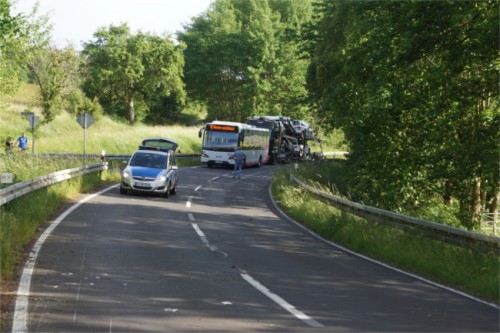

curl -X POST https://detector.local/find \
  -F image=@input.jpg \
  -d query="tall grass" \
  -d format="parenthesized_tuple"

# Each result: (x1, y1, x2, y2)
(1, 84, 203, 155)
(0, 156, 120, 280)
(272, 167, 499, 303)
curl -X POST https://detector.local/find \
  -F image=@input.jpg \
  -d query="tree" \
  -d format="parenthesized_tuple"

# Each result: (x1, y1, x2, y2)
(0, 0, 25, 96)
(178, 0, 313, 122)
(306, 1, 499, 227)
(11, 1, 81, 123)
(81, 24, 185, 125)
(25, 45, 81, 123)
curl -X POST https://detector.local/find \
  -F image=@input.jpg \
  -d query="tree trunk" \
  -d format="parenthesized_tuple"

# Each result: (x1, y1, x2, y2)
(470, 177, 482, 225)
(487, 188, 499, 235)
(128, 95, 135, 125)
(443, 180, 453, 205)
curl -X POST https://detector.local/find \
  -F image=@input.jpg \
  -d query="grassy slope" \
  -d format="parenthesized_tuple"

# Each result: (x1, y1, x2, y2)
(1, 84, 346, 155)
(1, 84, 203, 155)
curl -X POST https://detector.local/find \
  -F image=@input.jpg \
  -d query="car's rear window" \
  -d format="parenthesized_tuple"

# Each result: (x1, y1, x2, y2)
(130, 152, 167, 169)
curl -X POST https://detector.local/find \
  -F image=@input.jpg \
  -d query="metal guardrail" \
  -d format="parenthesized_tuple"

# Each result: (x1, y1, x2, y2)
(289, 173, 500, 253)
(0, 152, 201, 206)
(0, 163, 108, 207)
(39, 153, 201, 161)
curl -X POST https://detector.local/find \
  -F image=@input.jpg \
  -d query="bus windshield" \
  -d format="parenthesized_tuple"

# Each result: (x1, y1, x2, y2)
(203, 130, 239, 149)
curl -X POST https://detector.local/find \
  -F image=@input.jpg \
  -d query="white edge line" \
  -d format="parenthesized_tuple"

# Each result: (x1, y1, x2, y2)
(267, 184, 500, 310)
(240, 273, 323, 327)
(12, 184, 119, 333)
(186, 195, 193, 208)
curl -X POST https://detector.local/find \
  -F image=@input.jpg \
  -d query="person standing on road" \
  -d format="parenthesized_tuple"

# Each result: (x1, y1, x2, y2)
(232, 148, 245, 179)
(17, 132, 28, 153)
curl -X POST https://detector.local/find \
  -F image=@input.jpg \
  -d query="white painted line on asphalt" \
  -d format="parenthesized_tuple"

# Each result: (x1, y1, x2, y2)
(208, 176, 219, 182)
(192, 223, 228, 257)
(192, 223, 209, 247)
(194, 185, 202, 192)
(240, 273, 323, 328)
(188, 213, 195, 221)
(186, 195, 193, 208)
(12, 184, 119, 333)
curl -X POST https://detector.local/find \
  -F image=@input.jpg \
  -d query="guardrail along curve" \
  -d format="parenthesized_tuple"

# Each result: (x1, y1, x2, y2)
(288, 173, 499, 254)
(0, 162, 108, 207)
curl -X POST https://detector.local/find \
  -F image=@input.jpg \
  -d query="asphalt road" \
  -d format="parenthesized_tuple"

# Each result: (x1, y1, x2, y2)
(15, 165, 499, 332)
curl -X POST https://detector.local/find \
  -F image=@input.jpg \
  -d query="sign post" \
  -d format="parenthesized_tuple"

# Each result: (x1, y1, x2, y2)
(76, 112, 95, 158)
(20, 111, 39, 154)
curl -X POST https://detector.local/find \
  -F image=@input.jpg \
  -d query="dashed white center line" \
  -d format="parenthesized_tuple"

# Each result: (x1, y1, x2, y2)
(192, 223, 228, 257)
(240, 272, 324, 328)
(186, 195, 193, 208)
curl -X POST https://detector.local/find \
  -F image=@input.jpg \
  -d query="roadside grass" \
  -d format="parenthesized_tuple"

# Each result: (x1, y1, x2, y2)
(271, 168, 499, 304)
(0, 160, 120, 280)
(1, 84, 203, 155)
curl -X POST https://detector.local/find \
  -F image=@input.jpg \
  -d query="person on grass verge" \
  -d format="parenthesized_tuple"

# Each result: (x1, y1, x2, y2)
(17, 132, 28, 153)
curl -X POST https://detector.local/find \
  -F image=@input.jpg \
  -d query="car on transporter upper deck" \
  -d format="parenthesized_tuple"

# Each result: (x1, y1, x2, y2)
(120, 138, 179, 198)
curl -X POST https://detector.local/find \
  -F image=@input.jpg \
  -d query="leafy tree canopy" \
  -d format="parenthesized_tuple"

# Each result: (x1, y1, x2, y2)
(306, 0, 499, 227)
(0, 0, 25, 96)
(178, 0, 313, 122)
(82, 23, 185, 125)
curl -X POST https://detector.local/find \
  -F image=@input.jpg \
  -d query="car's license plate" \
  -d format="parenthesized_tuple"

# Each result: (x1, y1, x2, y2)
(135, 181, 150, 187)
(215, 161, 222, 164)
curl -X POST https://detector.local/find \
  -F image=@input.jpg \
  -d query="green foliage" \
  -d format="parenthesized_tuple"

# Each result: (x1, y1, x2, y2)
(0, 170, 109, 280)
(66, 90, 104, 119)
(306, 1, 499, 226)
(0, 0, 25, 96)
(81, 23, 186, 125)
(178, 0, 313, 122)
(0, 96, 202, 155)
(272, 168, 499, 303)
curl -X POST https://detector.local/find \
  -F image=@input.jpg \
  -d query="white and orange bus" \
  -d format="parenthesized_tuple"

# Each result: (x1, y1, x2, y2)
(199, 121, 270, 168)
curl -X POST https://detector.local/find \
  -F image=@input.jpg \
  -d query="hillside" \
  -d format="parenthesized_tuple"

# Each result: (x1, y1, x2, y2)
(1, 84, 345, 156)
(1, 84, 203, 155)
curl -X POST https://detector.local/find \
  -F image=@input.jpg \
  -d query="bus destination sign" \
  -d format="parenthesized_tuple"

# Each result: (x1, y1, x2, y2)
(208, 124, 238, 132)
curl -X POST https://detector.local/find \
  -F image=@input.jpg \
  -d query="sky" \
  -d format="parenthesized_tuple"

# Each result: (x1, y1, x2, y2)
(12, 0, 214, 47)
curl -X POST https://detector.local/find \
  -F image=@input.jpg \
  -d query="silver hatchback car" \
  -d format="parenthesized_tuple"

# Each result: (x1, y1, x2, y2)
(120, 138, 179, 198)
